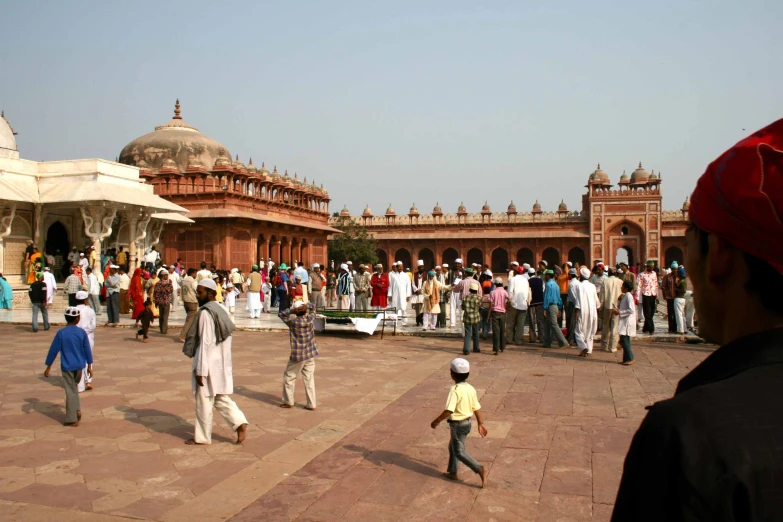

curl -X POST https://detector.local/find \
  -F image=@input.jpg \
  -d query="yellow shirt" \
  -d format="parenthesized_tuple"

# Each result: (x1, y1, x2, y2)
(445, 382, 481, 421)
(215, 284, 223, 303)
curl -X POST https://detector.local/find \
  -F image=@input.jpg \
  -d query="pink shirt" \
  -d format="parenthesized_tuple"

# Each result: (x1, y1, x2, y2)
(489, 287, 508, 313)
(636, 270, 658, 298)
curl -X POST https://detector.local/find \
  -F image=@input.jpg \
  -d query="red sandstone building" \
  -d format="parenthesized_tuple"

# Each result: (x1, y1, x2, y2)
(119, 101, 339, 272)
(331, 164, 689, 272)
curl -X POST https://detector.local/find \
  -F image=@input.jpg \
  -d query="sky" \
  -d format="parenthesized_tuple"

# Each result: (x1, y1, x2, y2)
(2, 1, 782, 216)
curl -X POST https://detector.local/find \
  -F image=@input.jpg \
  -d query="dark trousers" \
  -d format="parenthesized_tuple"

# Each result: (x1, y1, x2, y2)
(491, 311, 506, 353)
(158, 303, 170, 334)
(31, 302, 50, 332)
(463, 323, 480, 354)
(437, 306, 446, 328)
(68, 293, 79, 307)
(277, 288, 288, 311)
(447, 419, 482, 474)
(642, 295, 656, 333)
(620, 335, 634, 362)
(479, 308, 490, 339)
(106, 292, 120, 324)
(505, 306, 527, 345)
(62, 370, 81, 423)
(138, 316, 151, 339)
(666, 299, 676, 332)
(565, 302, 576, 344)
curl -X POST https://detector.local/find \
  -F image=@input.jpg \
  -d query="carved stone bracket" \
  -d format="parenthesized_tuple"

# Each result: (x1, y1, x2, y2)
(149, 219, 165, 247)
(0, 203, 17, 240)
(81, 204, 118, 242)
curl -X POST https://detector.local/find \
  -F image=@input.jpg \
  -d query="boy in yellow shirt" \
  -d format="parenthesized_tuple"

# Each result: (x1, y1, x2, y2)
(430, 357, 489, 486)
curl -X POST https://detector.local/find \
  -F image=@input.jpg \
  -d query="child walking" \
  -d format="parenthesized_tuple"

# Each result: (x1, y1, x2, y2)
(44, 307, 93, 427)
(431, 358, 489, 487)
(136, 299, 154, 343)
(616, 280, 636, 365)
(278, 300, 318, 410)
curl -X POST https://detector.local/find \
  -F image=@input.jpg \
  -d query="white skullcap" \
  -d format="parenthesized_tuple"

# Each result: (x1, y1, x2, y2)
(435, 265, 441, 269)
(454, 258, 463, 264)
(161, 264, 168, 268)
(510, 261, 519, 266)
(566, 261, 573, 267)
(523, 263, 531, 270)
(211, 274, 219, 279)
(159, 269, 169, 275)
(417, 260, 424, 266)
(540, 260, 548, 266)
(340, 263, 349, 271)
(44, 267, 50, 271)
(110, 264, 119, 269)
(293, 300, 307, 309)
(198, 279, 217, 291)
(494, 277, 503, 285)
(64, 306, 80, 317)
(580, 267, 591, 279)
(79, 253, 84, 256)
(450, 357, 470, 374)
(347, 260, 353, 264)
(75, 291, 89, 300)
(442, 263, 449, 267)
(313, 263, 320, 268)
(528, 268, 536, 275)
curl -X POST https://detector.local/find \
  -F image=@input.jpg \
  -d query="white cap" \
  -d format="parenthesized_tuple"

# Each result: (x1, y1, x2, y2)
(110, 264, 119, 269)
(450, 357, 470, 374)
(161, 264, 168, 268)
(566, 261, 573, 267)
(340, 263, 349, 271)
(442, 263, 449, 268)
(212, 273, 219, 279)
(523, 263, 531, 270)
(455, 258, 463, 264)
(293, 300, 307, 309)
(75, 291, 89, 300)
(198, 279, 217, 291)
(580, 267, 591, 279)
(44, 267, 50, 271)
(494, 277, 503, 285)
(417, 260, 424, 266)
(540, 260, 548, 266)
(510, 261, 519, 266)
(79, 253, 85, 257)
(435, 265, 441, 269)
(313, 263, 320, 268)
(347, 261, 353, 265)
(528, 268, 536, 275)
(159, 269, 169, 275)
(64, 306, 80, 317)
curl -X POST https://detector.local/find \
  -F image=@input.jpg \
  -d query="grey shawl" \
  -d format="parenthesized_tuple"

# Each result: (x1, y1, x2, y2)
(182, 301, 235, 358)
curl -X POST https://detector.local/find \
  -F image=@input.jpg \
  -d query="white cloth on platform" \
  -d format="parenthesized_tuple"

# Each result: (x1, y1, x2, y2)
(574, 279, 600, 354)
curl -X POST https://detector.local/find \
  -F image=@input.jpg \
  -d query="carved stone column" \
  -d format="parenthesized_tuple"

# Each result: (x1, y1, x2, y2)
(127, 211, 152, 272)
(0, 203, 18, 275)
(81, 204, 118, 273)
(33, 204, 46, 249)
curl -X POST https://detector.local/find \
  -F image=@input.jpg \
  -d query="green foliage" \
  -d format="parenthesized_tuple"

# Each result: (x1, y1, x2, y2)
(328, 219, 378, 268)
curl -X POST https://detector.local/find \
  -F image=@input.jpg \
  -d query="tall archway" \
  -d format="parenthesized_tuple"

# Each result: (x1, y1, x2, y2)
(395, 248, 412, 270)
(46, 221, 69, 257)
(608, 220, 645, 270)
(467, 247, 483, 267)
(616, 246, 633, 267)
(418, 248, 435, 270)
(376, 249, 389, 270)
(516, 247, 534, 266)
(568, 247, 586, 266)
(542, 247, 560, 267)
(665, 246, 684, 267)
(491, 248, 509, 273)
(442, 248, 459, 267)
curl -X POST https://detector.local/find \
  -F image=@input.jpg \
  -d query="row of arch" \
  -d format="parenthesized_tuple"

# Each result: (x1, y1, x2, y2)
(376, 246, 587, 273)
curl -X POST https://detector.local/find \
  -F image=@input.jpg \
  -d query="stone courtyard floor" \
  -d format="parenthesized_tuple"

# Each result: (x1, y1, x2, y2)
(0, 324, 713, 521)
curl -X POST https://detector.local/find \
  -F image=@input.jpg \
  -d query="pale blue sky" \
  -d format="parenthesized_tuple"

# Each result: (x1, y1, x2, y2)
(2, 1, 781, 215)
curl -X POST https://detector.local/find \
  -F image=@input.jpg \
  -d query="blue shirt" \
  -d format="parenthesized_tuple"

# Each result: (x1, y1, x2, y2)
(45, 326, 93, 371)
(277, 273, 289, 291)
(293, 267, 309, 284)
(543, 279, 563, 310)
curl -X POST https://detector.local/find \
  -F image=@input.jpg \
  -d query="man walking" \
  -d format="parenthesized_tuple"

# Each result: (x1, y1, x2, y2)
(600, 267, 623, 352)
(574, 267, 600, 357)
(353, 264, 371, 312)
(636, 261, 659, 334)
(246, 265, 263, 318)
(29, 273, 50, 332)
(184, 279, 248, 445)
(104, 265, 121, 326)
(528, 268, 544, 343)
(154, 269, 174, 334)
(505, 266, 530, 345)
(84, 267, 101, 315)
(661, 262, 679, 333)
(43, 267, 57, 308)
(179, 268, 199, 342)
(337, 264, 352, 311)
(542, 270, 569, 348)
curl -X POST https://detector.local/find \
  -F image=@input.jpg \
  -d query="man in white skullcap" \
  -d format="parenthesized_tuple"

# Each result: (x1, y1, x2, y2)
(574, 266, 600, 357)
(449, 258, 465, 328)
(508, 261, 519, 282)
(522, 263, 531, 280)
(43, 266, 57, 307)
(337, 263, 352, 310)
(388, 261, 412, 325)
(75, 291, 96, 392)
(438, 263, 449, 327)
(185, 278, 248, 445)
(411, 260, 427, 326)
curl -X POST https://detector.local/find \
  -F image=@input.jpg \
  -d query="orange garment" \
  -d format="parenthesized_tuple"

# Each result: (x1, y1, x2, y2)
(557, 273, 569, 294)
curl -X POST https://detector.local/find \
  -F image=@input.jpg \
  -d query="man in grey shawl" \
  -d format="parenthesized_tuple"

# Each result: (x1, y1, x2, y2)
(183, 278, 248, 445)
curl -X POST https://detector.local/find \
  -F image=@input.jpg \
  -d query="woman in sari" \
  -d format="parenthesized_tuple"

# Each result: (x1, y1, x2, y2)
(27, 248, 43, 284)
(130, 268, 145, 323)
(0, 273, 13, 309)
(145, 271, 160, 318)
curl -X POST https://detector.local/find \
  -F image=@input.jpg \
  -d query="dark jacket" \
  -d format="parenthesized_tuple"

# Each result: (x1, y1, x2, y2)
(612, 328, 783, 521)
(29, 281, 46, 303)
(529, 276, 544, 305)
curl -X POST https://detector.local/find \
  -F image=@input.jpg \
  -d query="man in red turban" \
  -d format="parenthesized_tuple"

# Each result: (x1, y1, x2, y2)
(613, 119, 783, 520)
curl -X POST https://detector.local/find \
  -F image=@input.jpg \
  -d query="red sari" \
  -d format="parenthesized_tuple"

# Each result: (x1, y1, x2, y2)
(129, 268, 145, 319)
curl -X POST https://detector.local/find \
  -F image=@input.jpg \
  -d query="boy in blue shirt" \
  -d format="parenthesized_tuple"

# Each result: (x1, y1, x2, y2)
(44, 307, 93, 426)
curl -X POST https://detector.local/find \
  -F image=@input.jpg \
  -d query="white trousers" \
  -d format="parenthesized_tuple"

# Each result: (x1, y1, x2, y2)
(450, 295, 462, 327)
(263, 291, 271, 312)
(338, 295, 350, 310)
(685, 291, 695, 329)
(194, 391, 248, 444)
(674, 297, 686, 333)
(423, 313, 438, 330)
(575, 316, 595, 354)
(282, 358, 316, 408)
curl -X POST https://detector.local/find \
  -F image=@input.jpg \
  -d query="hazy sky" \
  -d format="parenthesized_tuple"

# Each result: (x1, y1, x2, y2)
(2, 1, 781, 216)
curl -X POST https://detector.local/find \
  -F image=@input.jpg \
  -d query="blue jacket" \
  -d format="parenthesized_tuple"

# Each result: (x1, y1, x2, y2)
(543, 279, 563, 310)
(45, 326, 93, 371)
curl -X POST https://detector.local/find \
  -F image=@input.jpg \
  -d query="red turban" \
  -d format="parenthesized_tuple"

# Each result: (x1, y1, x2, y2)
(690, 118, 783, 272)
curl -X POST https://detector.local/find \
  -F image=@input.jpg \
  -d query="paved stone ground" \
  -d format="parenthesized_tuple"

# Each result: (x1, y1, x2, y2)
(0, 323, 713, 521)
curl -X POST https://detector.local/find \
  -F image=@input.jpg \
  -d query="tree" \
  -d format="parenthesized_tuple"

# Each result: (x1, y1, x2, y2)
(328, 219, 378, 268)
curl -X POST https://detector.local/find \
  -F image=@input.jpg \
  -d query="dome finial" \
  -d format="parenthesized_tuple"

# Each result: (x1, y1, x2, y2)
(173, 99, 182, 120)
(235, 154, 239, 161)
(597, 163, 600, 169)
(638, 162, 643, 168)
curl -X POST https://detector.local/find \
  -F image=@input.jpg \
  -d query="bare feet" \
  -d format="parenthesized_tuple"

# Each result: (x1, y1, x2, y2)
(279, 403, 293, 408)
(143, 338, 148, 343)
(478, 467, 488, 488)
(305, 406, 316, 411)
(178, 338, 185, 342)
(85, 384, 92, 391)
(184, 438, 206, 445)
(236, 423, 248, 444)
(442, 472, 458, 480)
(77, 410, 82, 421)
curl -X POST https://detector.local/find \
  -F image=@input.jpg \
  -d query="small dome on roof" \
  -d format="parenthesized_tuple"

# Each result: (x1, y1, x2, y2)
(160, 157, 179, 172)
(213, 148, 232, 169)
(386, 204, 396, 215)
(631, 162, 649, 183)
(532, 200, 542, 212)
(293, 172, 302, 186)
(339, 205, 351, 217)
(186, 156, 205, 170)
(233, 155, 246, 172)
(590, 163, 610, 183)
(457, 202, 467, 214)
(409, 203, 419, 215)
(558, 200, 568, 211)
(433, 202, 443, 215)
(619, 170, 629, 183)
(246, 158, 258, 173)
(481, 201, 491, 213)
(259, 162, 270, 176)
(271, 166, 281, 181)
(682, 196, 691, 211)
(362, 204, 373, 217)
(649, 170, 658, 180)
(507, 201, 517, 213)
(320, 183, 329, 197)
(282, 170, 292, 185)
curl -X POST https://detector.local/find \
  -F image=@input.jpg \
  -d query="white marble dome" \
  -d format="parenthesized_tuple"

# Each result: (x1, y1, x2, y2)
(0, 111, 19, 159)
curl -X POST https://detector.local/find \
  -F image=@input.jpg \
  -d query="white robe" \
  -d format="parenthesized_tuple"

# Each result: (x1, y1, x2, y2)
(574, 279, 600, 353)
(76, 304, 96, 392)
(43, 271, 57, 305)
(387, 271, 411, 316)
(170, 275, 180, 311)
(617, 292, 636, 337)
(192, 309, 234, 396)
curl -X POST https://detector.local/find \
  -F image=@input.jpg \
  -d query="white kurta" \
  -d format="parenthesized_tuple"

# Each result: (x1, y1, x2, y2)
(617, 292, 636, 337)
(192, 310, 234, 396)
(387, 271, 411, 315)
(575, 280, 600, 353)
(410, 273, 426, 305)
(170, 276, 180, 311)
(76, 304, 96, 392)
(43, 271, 57, 305)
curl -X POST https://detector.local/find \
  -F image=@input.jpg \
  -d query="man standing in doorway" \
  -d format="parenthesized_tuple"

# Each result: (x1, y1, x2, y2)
(636, 261, 659, 334)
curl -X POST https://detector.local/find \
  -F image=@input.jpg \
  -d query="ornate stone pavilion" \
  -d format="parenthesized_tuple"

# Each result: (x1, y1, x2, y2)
(331, 164, 690, 272)
(119, 100, 338, 272)
(0, 110, 190, 299)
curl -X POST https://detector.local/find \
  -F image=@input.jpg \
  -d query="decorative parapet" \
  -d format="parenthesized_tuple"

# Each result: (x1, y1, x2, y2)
(662, 209, 689, 222)
(591, 186, 662, 197)
(330, 210, 587, 227)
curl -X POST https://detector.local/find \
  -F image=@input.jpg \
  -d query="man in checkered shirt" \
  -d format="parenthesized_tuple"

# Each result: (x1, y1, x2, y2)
(278, 301, 318, 410)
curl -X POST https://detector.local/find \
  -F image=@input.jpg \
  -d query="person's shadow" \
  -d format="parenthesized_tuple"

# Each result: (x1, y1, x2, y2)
(21, 398, 65, 423)
(126, 407, 235, 443)
(233, 386, 281, 407)
(343, 444, 443, 479)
